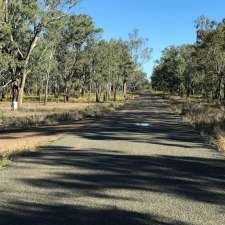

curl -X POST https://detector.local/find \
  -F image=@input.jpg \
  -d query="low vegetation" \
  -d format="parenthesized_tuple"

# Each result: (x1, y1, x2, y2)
(152, 16, 225, 103)
(151, 16, 225, 153)
(0, 94, 130, 167)
(162, 93, 225, 152)
(0, 99, 124, 128)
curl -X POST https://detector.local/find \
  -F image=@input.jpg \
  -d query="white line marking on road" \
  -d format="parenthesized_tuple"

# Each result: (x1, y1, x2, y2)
(135, 123, 152, 127)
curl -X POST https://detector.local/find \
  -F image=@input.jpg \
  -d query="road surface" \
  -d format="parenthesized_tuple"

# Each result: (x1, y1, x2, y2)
(0, 93, 224, 225)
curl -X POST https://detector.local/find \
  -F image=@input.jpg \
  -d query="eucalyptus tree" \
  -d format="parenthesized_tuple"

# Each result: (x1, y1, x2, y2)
(0, 1, 150, 107)
(128, 28, 152, 68)
(129, 70, 149, 92)
(127, 29, 152, 96)
(152, 45, 198, 97)
(179, 44, 198, 97)
(152, 17, 225, 104)
(90, 41, 108, 102)
(112, 40, 136, 99)
(152, 46, 182, 94)
(195, 16, 225, 102)
(55, 14, 102, 102)
(84, 39, 139, 102)
(0, 0, 78, 107)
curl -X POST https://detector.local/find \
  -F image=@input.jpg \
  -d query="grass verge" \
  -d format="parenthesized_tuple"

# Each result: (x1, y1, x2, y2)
(0, 134, 61, 168)
(0, 102, 123, 129)
(158, 92, 225, 153)
(0, 100, 126, 167)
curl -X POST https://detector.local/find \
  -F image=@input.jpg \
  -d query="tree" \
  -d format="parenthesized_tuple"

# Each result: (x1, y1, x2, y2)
(128, 28, 152, 68)
(195, 16, 225, 102)
(55, 14, 102, 102)
(1, 1, 150, 108)
(152, 46, 182, 94)
(0, 0, 79, 108)
(152, 16, 225, 104)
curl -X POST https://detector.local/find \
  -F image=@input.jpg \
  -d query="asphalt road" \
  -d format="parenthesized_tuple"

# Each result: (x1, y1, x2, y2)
(0, 93, 225, 225)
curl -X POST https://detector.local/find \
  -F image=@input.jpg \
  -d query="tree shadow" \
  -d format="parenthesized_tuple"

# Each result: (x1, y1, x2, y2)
(2, 145, 223, 224)
(1, 93, 224, 225)
(0, 201, 192, 225)
(16, 146, 225, 205)
(0, 93, 215, 150)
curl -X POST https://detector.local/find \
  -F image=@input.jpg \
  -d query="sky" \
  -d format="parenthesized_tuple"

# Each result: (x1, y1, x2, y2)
(74, 0, 225, 77)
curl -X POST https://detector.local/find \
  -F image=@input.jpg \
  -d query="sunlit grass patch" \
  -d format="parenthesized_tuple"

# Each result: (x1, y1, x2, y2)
(0, 100, 123, 128)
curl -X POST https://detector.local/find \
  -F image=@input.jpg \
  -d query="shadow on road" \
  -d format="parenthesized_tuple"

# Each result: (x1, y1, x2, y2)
(17, 146, 225, 205)
(0, 94, 215, 150)
(1, 93, 224, 225)
(1, 145, 224, 224)
(0, 202, 191, 225)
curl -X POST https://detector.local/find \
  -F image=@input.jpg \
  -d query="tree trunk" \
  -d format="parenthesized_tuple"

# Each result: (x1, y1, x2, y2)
(213, 77, 222, 104)
(1, 90, 5, 101)
(223, 79, 225, 104)
(218, 77, 222, 103)
(88, 83, 92, 103)
(64, 94, 69, 103)
(113, 87, 117, 101)
(39, 79, 43, 103)
(44, 51, 53, 105)
(0, 82, 6, 101)
(186, 85, 190, 98)
(39, 88, 42, 103)
(18, 68, 28, 107)
(107, 83, 111, 100)
(95, 85, 101, 103)
(11, 80, 19, 111)
(123, 80, 127, 99)
(44, 73, 50, 105)
(64, 86, 69, 103)
(18, 32, 39, 108)
(4, 0, 8, 22)
(103, 92, 107, 102)
(81, 88, 85, 96)
(96, 91, 101, 103)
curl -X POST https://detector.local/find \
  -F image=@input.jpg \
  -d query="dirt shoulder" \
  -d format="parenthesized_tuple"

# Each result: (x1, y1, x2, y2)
(0, 130, 61, 155)
(0, 101, 124, 164)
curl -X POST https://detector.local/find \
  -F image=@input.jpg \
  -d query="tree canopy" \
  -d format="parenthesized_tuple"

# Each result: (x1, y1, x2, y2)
(152, 16, 225, 103)
(0, 1, 151, 107)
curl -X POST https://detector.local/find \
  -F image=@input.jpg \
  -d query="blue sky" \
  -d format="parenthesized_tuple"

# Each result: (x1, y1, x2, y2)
(74, 0, 225, 77)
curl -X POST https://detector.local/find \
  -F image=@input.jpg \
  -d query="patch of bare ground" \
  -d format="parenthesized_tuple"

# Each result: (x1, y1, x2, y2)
(0, 131, 61, 155)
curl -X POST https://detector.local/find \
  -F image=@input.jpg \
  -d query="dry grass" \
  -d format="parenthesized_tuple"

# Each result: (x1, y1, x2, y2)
(0, 132, 61, 167)
(165, 94, 225, 153)
(0, 101, 95, 118)
(0, 98, 125, 166)
(0, 101, 122, 128)
(0, 92, 135, 127)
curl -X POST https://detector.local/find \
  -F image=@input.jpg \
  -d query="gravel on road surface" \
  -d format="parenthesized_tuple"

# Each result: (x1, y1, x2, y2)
(0, 93, 224, 225)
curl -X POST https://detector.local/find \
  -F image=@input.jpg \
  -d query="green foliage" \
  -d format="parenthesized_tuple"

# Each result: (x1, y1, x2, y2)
(0, 1, 150, 105)
(152, 16, 225, 103)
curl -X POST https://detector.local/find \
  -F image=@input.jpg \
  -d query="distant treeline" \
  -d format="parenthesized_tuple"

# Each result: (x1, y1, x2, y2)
(0, 0, 151, 107)
(152, 16, 225, 103)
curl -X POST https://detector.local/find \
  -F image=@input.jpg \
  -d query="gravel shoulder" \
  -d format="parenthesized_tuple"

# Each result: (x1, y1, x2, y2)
(0, 93, 224, 225)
